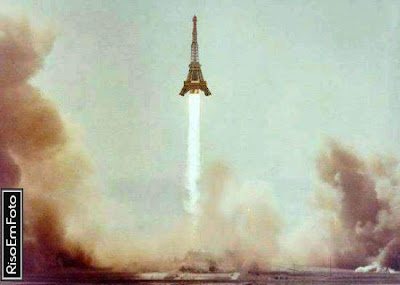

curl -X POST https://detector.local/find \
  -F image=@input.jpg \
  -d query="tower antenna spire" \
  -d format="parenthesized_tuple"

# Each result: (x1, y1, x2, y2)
(191, 15, 199, 63)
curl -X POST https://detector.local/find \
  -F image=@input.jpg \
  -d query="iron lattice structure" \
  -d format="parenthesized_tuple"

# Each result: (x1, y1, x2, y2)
(180, 15, 211, 96)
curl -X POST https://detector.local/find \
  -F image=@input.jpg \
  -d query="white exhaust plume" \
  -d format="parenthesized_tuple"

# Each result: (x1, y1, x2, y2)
(185, 95, 201, 226)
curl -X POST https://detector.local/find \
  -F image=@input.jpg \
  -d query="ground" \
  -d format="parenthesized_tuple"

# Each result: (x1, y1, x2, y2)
(8, 268, 400, 284)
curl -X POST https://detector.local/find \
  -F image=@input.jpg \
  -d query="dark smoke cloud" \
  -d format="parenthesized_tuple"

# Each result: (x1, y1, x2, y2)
(314, 141, 400, 270)
(0, 150, 21, 186)
(0, 18, 50, 88)
(0, 16, 94, 272)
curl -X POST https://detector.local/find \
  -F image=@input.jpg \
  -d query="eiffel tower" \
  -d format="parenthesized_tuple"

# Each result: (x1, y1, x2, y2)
(179, 15, 211, 96)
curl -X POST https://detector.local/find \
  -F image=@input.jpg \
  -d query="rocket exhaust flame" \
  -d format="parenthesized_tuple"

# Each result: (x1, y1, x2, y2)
(185, 95, 201, 220)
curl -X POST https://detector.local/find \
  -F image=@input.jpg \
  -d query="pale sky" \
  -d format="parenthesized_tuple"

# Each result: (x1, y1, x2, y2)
(4, 0, 400, 232)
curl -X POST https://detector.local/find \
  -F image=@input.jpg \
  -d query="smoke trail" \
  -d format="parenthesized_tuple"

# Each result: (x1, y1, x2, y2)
(311, 141, 400, 270)
(185, 95, 201, 218)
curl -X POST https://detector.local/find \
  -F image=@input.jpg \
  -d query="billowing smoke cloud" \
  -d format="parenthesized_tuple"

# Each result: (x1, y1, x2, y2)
(313, 141, 400, 270)
(194, 162, 282, 271)
(0, 16, 95, 272)
(92, 162, 283, 273)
